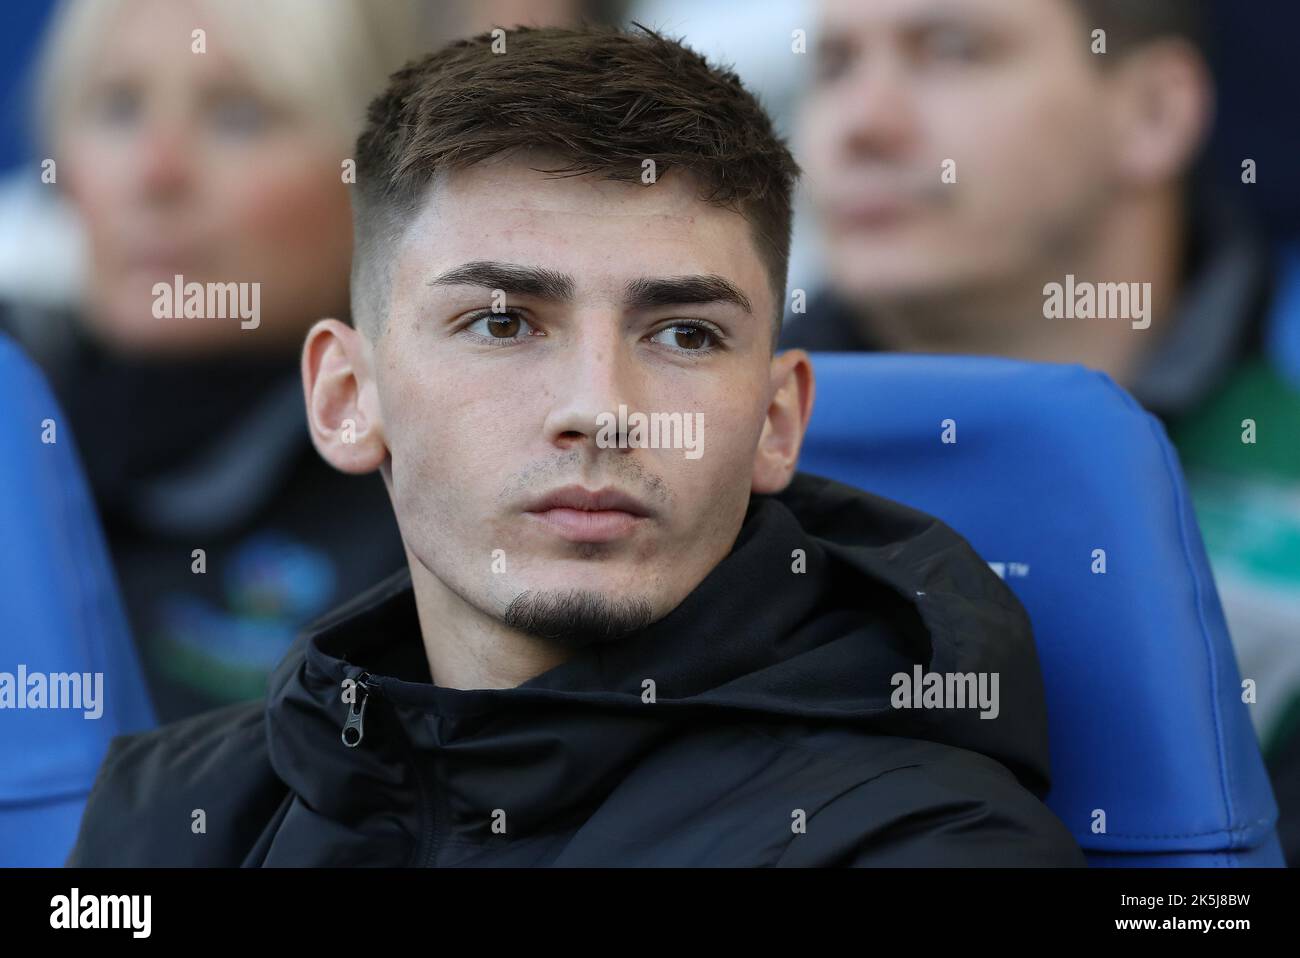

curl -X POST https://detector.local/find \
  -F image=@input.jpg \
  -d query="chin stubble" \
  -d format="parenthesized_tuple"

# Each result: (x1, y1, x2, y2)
(503, 588, 656, 650)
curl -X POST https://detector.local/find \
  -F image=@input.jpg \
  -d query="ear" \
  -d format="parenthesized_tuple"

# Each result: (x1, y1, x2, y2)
(301, 318, 388, 474)
(1105, 38, 1214, 188)
(752, 348, 815, 495)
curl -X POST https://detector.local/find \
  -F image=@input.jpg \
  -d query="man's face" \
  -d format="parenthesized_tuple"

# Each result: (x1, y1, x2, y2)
(369, 154, 782, 642)
(801, 0, 1115, 300)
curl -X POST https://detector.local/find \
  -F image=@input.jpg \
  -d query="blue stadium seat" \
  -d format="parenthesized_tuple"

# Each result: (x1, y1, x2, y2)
(797, 352, 1284, 867)
(0, 334, 156, 866)
(1266, 243, 1300, 388)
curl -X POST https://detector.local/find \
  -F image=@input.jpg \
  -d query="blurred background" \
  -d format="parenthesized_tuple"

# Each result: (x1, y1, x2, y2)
(2, 0, 1298, 311)
(0, 0, 1296, 862)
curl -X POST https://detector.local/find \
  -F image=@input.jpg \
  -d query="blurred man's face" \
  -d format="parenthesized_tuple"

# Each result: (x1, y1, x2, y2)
(61, 0, 353, 356)
(802, 0, 1114, 300)
(370, 154, 787, 643)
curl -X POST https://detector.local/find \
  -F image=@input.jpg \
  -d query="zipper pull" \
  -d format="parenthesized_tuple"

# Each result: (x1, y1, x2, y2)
(341, 671, 374, 748)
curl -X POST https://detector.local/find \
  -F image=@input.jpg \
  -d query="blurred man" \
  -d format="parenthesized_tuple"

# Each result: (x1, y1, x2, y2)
(69, 24, 1082, 867)
(790, 0, 1217, 385)
(783, 0, 1300, 862)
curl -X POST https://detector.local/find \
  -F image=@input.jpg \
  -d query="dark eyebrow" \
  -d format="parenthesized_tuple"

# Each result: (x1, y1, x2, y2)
(624, 274, 752, 314)
(428, 261, 575, 300)
(902, 11, 998, 36)
(428, 261, 752, 315)
(815, 6, 999, 44)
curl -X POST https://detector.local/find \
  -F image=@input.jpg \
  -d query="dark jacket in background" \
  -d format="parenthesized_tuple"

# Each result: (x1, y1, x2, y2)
(69, 472, 1084, 867)
(0, 311, 407, 723)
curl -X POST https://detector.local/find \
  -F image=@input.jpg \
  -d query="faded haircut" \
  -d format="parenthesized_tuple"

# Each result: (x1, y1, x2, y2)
(349, 23, 801, 347)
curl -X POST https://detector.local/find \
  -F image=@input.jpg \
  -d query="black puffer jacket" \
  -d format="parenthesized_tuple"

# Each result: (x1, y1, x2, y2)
(68, 472, 1084, 867)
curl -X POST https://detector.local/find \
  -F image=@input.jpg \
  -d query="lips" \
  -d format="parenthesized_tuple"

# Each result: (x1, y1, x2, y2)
(523, 485, 654, 544)
(833, 196, 915, 228)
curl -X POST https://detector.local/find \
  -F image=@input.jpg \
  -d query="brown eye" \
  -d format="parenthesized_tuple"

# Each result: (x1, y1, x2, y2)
(673, 326, 706, 349)
(465, 309, 534, 342)
(94, 83, 143, 127)
(485, 314, 520, 338)
(813, 40, 856, 86)
(649, 322, 719, 352)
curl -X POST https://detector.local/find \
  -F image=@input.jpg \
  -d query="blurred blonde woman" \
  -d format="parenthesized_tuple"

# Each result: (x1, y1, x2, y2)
(11, 0, 433, 723)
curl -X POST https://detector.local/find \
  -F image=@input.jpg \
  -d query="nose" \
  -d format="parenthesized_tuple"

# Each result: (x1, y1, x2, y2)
(836, 51, 918, 160)
(539, 314, 643, 456)
(130, 114, 197, 207)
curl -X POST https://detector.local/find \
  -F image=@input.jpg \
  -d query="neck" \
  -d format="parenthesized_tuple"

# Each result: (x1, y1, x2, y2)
(406, 550, 572, 690)
(854, 190, 1186, 388)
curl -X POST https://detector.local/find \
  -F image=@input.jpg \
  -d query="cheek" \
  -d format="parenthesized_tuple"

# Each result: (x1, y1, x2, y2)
(933, 83, 1106, 222)
(209, 151, 354, 327)
(209, 152, 353, 270)
(62, 138, 132, 247)
(797, 100, 841, 185)
(380, 370, 485, 514)
(671, 385, 764, 490)
(385, 410, 455, 540)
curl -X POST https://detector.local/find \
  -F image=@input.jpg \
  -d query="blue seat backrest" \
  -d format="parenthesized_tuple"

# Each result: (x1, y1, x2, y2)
(0, 333, 156, 865)
(1266, 243, 1300, 389)
(797, 352, 1283, 866)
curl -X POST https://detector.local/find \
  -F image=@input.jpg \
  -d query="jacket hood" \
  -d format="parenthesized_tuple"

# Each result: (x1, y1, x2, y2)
(263, 471, 1052, 863)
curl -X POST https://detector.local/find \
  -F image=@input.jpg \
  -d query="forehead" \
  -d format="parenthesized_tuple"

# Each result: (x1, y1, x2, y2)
(82, 0, 320, 113)
(817, 0, 1072, 33)
(396, 153, 773, 309)
(95, 0, 240, 76)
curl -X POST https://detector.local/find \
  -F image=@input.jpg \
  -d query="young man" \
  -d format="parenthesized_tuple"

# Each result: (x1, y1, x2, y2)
(69, 24, 1083, 867)
(784, 0, 1300, 863)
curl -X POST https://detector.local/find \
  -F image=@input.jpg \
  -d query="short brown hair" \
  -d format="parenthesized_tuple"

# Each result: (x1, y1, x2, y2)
(350, 23, 800, 345)
(1067, 0, 1207, 57)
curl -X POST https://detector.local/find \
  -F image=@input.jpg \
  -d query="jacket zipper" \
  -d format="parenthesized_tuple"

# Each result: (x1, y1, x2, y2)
(341, 671, 374, 747)
(338, 669, 442, 866)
